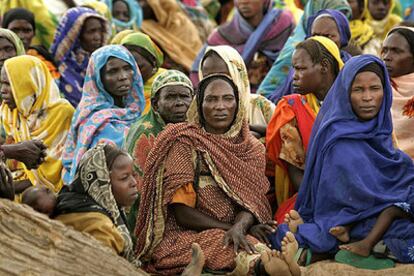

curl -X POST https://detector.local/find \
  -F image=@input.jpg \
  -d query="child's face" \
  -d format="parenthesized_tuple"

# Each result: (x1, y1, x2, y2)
(110, 154, 138, 207)
(34, 188, 57, 217)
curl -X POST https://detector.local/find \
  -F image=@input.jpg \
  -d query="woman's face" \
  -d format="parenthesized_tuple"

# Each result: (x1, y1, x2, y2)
(202, 79, 237, 134)
(381, 33, 414, 78)
(292, 48, 323, 95)
(125, 45, 156, 82)
(101, 57, 134, 98)
(110, 154, 138, 207)
(154, 85, 193, 124)
(0, 37, 16, 73)
(347, 0, 363, 20)
(350, 71, 384, 121)
(311, 17, 341, 49)
(80, 17, 105, 53)
(7, 19, 34, 51)
(236, 0, 264, 19)
(368, 0, 391, 21)
(113, 0, 130, 22)
(201, 54, 229, 77)
(0, 67, 16, 110)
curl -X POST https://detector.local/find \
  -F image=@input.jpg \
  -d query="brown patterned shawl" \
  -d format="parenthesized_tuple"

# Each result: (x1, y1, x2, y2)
(135, 74, 272, 261)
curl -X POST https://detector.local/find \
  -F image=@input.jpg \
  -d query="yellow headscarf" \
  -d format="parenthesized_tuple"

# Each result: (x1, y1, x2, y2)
(1, 55, 74, 192)
(362, 0, 402, 40)
(305, 36, 345, 113)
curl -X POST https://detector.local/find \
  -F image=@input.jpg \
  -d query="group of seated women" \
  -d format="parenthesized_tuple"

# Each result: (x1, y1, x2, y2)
(0, 0, 413, 275)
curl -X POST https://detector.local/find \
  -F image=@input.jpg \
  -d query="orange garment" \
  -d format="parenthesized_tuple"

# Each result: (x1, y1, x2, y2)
(266, 94, 317, 205)
(171, 183, 197, 207)
(27, 48, 60, 80)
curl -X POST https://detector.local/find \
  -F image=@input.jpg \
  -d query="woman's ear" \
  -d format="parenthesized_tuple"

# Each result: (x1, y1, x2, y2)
(320, 58, 329, 74)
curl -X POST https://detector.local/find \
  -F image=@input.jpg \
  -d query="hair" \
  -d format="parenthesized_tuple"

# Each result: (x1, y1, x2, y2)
(103, 144, 129, 170)
(197, 74, 239, 128)
(2, 8, 35, 32)
(388, 28, 414, 56)
(342, 42, 363, 56)
(296, 39, 340, 77)
(201, 50, 222, 68)
(355, 62, 385, 86)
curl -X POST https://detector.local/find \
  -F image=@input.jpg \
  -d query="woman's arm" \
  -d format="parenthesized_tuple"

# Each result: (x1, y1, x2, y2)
(287, 162, 304, 191)
(171, 203, 232, 232)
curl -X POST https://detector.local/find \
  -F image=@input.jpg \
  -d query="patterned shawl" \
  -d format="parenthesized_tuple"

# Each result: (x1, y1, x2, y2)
(56, 144, 135, 262)
(62, 45, 145, 185)
(103, 0, 143, 32)
(121, 32, 166, 114)
(50, 7, 110, 107)
(0, 0, 58, 49)
(135, 74, 272, 260)
(1, 56, 74, 193)
(257, 0, 351, 99)
(0, 28, 25, 56)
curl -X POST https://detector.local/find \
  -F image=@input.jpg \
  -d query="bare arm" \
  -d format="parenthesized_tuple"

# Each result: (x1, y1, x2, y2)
(287, 162, 304, 191)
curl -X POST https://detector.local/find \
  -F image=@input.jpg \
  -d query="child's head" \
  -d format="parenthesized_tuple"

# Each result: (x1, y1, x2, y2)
(104, 144, 138, 207)
(22, 186, 56, 217)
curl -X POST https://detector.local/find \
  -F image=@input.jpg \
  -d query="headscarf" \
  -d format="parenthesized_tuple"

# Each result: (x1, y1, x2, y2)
(62, 45, 145, 185)
(257, 0, 351, 99)
(135, 73, 271, 260)
(56, 144, 135, 261)
(103, 0, 143, 31)
(121, 32, 165, 114)
(110, 29, 134, 44)
(0, 0, 58, 49)
(1, 8, 35, 31)
(293, 55, 414, 252)
(0, 28, 25, 55)
(193, 0, 294, 78)
(82, 0, 112, 21)
(362, 0, 402, 40)
(349, 0, 376, 49)
(1, 55, 74, 193)
(50, 7, 110, 107)
(124, 69, 193, 233)
(386, 26, 414, 159)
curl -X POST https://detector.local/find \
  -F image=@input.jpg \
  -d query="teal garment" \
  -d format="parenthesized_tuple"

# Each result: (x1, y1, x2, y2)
(257, 0, 351, 99)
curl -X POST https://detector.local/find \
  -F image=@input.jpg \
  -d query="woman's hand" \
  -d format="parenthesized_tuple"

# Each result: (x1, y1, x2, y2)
(249, 220, 277, 246)
(223, 224, 257, 254)
(2, 140, 47, 169)
(0, 163, 14, 200)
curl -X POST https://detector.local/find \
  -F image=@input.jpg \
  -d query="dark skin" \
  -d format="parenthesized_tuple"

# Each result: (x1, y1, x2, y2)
(0, 163, 14, 200)
(236, 0, 264, 27)
(152, 85, 193, 124)
(381, 32, 414, 78)
(201, 53, 267, 137)
(124, 45, 157, 82)
(7, 19, 34, 51)
(110, 154, 138, 207)
(311, 17, 342, 49)
(368, 0, 391, 21)
(347, 0, 364, 20)
(138, 0, 156, 20)
(101, 57, 134, 108)
(80, 18, 105, 54)
(0, 38, 16, 74)
(113, 0, 130, 22)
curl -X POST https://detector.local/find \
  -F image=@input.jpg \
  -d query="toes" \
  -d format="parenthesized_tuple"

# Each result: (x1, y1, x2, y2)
(289, 210, 300, 220)
(285, 231, 295, 243)
(261, 250, 271, 263)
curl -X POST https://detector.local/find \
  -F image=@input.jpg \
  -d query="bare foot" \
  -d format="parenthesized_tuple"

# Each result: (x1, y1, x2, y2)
(339, 239, 373, 257)
(329, 226, 350, 243)
(284, 210, 304, 233)
(281, 232, 301, 276)
(182, 243, 205, 276)
(261, 250, 291, 276)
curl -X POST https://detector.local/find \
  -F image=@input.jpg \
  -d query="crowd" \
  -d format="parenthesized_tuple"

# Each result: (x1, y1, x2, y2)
(0, 0, 413, 275)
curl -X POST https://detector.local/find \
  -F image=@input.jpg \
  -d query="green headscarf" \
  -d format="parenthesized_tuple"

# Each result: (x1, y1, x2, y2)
(0, 28, 25, 56)
(151, 69, 194, 97)
(121, 32, 164, 67)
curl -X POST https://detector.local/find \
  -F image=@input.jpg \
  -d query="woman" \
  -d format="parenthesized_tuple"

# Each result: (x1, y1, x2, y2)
(192, 0, 294, 92)
(197, 45, 275, 140)
(0, 55, 74, 193)
(257, 0, 351, 98)
(120, 32, 166, 114)
(362, 0, 402, 40)
(266, 36, 344, 222)
(272, 55, 414, 263)
(2, 8, 60, 80)
(268, 8, 352, 102)
(0, 28, 24, 76)
(51, 7, 110, 107)
(135, 74, 275, 274)
(103, 0, 143, 32)
(0, 0, 58, 49)
(56, 144, 138, 261)
(348, 0, 382, 55)
(138, 0, 203, 72)
(62, 45, 145, 185)
(381, 26, 414, 159)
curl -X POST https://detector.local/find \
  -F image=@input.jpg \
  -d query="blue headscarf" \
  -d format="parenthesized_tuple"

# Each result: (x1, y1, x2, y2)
(51, 7, 110, 107)
(290, 55, 414, 252)
(62, 45, 145, 185)
(103, 0, 142, 31)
